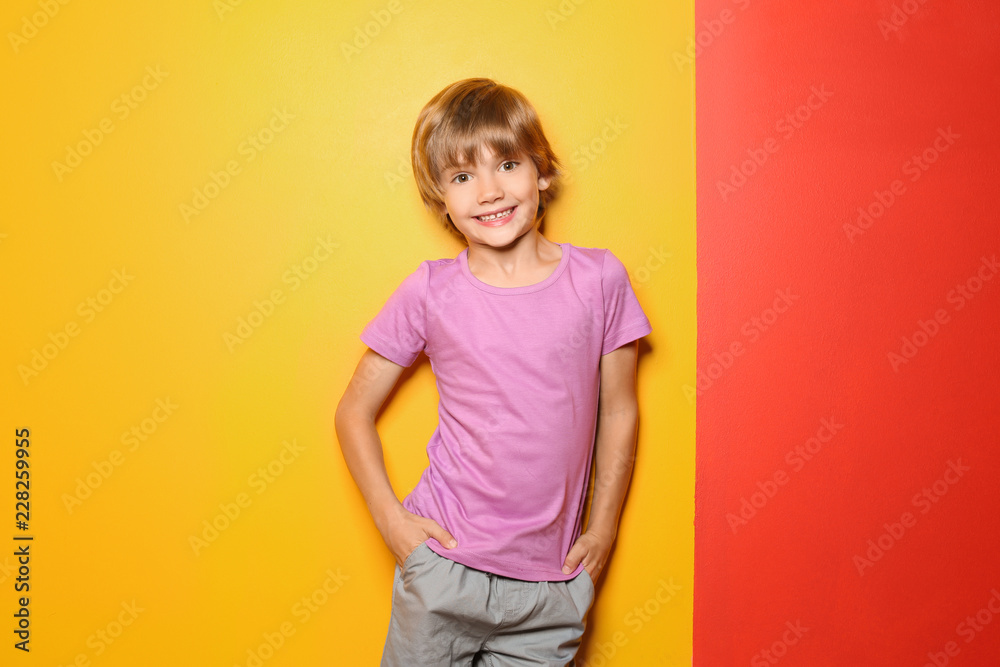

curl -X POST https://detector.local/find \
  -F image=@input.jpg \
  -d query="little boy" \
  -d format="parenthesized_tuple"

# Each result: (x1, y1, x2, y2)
(335, 78, 651, 666)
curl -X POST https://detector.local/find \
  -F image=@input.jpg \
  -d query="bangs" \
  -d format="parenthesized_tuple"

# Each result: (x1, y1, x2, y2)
(434, 125, 523, 174)
(429, 87, 538, 176)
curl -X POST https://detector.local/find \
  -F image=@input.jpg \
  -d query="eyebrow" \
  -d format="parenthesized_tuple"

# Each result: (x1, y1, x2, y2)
(444, 153, 520, 173)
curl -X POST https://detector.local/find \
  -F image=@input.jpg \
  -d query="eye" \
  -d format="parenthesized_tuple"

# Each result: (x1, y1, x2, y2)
(452, 173, 470, 184)
(500, 161, 518, 171)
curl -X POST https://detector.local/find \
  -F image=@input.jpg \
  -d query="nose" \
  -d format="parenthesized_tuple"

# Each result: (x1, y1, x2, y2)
(477, 173, 503, 204)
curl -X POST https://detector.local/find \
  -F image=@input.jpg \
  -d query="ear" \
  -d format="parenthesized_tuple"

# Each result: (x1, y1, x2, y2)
(537, 174, 552, 191)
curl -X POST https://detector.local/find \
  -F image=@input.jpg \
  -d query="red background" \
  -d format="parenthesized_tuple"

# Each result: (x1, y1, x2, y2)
(695, 1, 1000, 665)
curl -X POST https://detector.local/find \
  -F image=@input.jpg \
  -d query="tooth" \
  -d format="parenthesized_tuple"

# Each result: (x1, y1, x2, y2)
(480, 207, 512, 221)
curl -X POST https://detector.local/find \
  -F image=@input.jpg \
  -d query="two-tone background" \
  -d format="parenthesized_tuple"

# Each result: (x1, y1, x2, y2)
(2, 1, 996, 665)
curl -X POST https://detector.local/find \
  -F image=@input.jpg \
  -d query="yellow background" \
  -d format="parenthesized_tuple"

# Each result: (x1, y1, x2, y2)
(2, 1, 694, 664)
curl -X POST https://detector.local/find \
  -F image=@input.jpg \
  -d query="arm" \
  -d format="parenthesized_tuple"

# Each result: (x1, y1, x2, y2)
(562, 340, 640, 582)
(335, 348, 456, 568)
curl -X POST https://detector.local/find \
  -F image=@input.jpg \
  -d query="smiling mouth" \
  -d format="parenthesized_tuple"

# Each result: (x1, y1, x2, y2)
(475, 206, 516, 225)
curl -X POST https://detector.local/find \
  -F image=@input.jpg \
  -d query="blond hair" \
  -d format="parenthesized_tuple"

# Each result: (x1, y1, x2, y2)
(411, 78, 561, 236)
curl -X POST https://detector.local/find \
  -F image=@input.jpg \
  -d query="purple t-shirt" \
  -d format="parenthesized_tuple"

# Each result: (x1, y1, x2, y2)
(360, 242, 651, 581)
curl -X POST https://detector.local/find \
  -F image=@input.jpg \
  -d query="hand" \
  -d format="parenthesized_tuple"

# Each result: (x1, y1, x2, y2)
(378, 505, 457, 569)
(562, 530, 614, 583)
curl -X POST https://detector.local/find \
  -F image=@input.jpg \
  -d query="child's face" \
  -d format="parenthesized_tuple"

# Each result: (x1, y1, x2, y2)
(438, 145, 551, 248)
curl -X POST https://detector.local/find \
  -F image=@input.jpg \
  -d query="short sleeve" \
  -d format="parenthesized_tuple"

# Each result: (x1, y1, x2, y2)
(601, 251, 652, 354)
(359, 262, 429, 367)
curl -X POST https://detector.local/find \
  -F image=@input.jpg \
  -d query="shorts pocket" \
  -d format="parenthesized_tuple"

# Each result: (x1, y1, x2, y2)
(578, 567, 595, 598)
(401, 541, 429, 573)
(561, 568, 596, 623)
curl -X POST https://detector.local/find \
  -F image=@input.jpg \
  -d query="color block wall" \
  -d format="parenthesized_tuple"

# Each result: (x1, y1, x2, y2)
(695, 1, 1000, 665)
(10, 1, 991, 664)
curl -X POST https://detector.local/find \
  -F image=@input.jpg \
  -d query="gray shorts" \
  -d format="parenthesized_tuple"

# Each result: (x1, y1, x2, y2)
(381, 543, 596, 666)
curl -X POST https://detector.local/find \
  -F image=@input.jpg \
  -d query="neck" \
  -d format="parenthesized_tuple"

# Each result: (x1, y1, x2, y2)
(466, 229, 562, 285)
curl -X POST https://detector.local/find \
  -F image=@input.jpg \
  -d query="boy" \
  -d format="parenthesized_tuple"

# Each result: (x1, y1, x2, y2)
(335, 78, 651, 666)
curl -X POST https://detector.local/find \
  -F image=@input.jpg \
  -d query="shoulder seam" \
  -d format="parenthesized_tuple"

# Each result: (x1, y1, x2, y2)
(418, 261, 429, 337)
